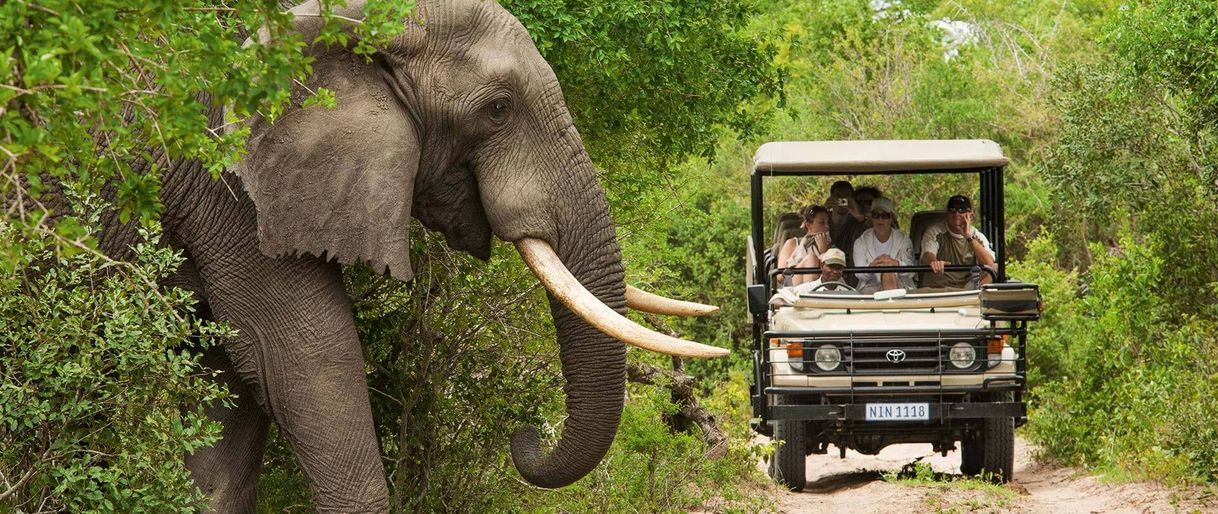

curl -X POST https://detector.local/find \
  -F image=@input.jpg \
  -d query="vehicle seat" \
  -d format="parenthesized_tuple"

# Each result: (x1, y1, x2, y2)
(907, 210, 944, 287)
(765, 212, 804, 285)
(908, 210, 944, 256)
(771, 212, 804, 260)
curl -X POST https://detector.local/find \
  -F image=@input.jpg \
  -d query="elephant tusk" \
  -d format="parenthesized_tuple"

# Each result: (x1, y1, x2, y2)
(625, 285, 719, 317)
(515, 238, 729, 358)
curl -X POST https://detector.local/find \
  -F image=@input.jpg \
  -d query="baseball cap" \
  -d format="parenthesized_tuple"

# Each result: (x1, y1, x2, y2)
(870, 197, 897, 215)
(820, 248, 847, 267)
(945, 195, 972, 211)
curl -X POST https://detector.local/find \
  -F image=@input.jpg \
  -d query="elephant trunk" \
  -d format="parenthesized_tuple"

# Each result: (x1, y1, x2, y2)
(509, 162, 627, 489)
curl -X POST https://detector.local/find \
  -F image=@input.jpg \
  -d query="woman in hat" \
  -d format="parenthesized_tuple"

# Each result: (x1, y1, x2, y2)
(852, 197, 916, 293)
(778, 205, 833, 285)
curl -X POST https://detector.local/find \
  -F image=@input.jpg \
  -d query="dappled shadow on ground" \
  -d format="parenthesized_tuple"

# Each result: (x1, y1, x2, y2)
(802, 469, 884, 493)
(799, 459, 973, 494)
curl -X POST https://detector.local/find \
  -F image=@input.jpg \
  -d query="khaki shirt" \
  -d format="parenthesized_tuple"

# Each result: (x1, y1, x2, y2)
(920, 223, 993, 289)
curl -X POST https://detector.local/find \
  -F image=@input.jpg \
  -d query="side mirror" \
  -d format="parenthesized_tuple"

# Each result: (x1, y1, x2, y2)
(747, 284, 769, 315)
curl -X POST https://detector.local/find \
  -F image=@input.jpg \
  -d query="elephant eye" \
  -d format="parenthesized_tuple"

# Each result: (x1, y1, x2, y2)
(487, 97, 511, 123)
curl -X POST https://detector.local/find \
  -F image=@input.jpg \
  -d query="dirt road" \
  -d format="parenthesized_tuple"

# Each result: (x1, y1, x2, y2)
(762, 437, 1214, 513)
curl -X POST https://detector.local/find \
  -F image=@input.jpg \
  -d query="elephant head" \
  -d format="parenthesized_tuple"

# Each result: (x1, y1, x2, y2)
(236, 0, 724, 488)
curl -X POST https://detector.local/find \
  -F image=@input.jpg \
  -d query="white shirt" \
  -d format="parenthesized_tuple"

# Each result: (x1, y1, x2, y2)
(852, 228, 916, 292)
(920, 222, 995, 260)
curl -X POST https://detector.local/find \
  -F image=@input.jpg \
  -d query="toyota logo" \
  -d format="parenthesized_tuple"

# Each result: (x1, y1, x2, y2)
(885, 349, 907, 364)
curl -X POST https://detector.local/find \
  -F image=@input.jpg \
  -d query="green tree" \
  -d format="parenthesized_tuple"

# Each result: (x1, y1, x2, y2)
(1, 0, 409, 509)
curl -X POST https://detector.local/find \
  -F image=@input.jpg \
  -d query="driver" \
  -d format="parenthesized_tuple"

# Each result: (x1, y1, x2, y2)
(770, 248, 851, 307)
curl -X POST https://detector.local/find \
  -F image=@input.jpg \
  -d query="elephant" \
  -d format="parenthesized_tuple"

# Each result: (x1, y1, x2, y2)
(21, 0, 727, 511)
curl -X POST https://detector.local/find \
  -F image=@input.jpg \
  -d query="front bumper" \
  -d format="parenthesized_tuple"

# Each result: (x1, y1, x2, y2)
(768, 401, 1026, 421)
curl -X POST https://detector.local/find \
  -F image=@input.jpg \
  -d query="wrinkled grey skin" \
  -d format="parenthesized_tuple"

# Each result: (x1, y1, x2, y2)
(52, 1, 627, 511)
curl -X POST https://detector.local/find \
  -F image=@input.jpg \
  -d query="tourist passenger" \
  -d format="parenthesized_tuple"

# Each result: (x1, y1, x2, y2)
(777, 205, 831, 286)
(920, 195, 996, 289)
(789, 248, 849, 295)
(853, 186, 883, 227)
(852, 197, 915, 293)
(770, 248, 851, 307)
(825, 180, 865, 265)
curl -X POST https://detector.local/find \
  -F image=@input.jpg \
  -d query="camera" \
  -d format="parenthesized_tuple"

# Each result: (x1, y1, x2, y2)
(837, 198, 849, 207)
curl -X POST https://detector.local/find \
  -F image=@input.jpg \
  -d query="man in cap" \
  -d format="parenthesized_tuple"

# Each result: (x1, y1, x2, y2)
(920, 195, 995, 289)
(770, 248, 851, 307)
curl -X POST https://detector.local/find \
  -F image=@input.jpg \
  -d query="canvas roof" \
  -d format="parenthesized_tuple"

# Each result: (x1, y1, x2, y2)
(751, 140, 1008, 175)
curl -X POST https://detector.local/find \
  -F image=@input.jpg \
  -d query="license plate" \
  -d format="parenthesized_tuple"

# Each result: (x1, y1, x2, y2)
(865, 403, 929, 421)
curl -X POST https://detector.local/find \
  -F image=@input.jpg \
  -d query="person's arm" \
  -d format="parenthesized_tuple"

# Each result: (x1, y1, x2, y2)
(790, 251, 821, 285)
(880, 268, 899, 290)
(853, 235, 874, 290)
(776, 238, 797, 285)
(920, 225, 947, 273)
(969, 229, 996, 284)
(896, 232, 917, 289)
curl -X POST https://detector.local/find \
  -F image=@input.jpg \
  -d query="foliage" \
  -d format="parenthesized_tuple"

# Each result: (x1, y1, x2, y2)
(500, 0, 782, 223)
(1022, 1, 1218, 484)
(0, 0, 412, 246)
(497, 358, 775, 513)
(0, 219, 231, 511)
(1020, 233, 1218, 483)
(1, 0, 410, 510)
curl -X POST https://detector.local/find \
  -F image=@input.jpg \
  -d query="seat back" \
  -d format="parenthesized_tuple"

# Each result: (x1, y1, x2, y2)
(908, 210, 945, 287)
(908, 210, 944, 257)
(770, 212, 805, 264)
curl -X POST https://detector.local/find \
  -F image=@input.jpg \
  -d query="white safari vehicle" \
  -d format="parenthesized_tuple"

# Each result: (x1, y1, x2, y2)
(744, 140, 1042, 490)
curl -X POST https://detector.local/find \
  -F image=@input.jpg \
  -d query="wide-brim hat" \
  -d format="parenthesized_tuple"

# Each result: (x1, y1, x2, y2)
(870, 197, 897, 216)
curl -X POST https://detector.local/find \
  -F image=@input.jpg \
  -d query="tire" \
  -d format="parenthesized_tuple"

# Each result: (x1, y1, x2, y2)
(959, 430, 983, 476)
(980, 392, 1015, 483)
(769, 395, 806, 491)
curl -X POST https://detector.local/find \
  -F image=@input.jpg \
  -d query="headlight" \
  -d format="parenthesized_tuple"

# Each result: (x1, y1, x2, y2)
(814, 344, 842, 371)
(949, 342, 976, 369)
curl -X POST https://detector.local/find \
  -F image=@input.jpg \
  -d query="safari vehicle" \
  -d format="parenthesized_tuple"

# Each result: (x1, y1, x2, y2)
(744, 140, 1042, 490)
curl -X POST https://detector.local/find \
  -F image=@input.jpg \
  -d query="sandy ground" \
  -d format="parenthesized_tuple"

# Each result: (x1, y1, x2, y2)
(759, 436, 1216, 513)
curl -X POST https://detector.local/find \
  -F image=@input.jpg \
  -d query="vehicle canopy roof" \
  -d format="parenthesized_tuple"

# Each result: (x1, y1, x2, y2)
(752, 139, 1007, 175)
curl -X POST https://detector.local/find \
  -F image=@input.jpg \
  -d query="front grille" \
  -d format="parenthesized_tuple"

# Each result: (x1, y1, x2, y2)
(807, 335, 985, 375)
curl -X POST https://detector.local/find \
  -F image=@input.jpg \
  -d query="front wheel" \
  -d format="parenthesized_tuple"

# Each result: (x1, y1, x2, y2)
(979, 392, 1015, 482)
(769, 395, 806, 491)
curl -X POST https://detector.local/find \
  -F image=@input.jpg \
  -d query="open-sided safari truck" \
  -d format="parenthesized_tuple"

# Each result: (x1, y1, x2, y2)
(744, 140, 1042, 490)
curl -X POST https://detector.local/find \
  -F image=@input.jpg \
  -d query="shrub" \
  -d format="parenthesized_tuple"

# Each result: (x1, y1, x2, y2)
(0, 222, 230, 511)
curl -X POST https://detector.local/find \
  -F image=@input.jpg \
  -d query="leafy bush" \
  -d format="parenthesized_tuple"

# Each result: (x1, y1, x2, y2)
(1018, 232, 1218, 482)
(0, 222, 230, 511)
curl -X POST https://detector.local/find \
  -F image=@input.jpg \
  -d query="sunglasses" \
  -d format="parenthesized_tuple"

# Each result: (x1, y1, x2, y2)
(947, 207, 973, 214)
(870, 212, 893, 219)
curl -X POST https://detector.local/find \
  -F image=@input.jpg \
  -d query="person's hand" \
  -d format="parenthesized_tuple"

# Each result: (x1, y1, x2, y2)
(930, 260, 949, 274)
(871, 255, 899, 267)
(844, 195, 864, 219)
(811, 231, 830, 248)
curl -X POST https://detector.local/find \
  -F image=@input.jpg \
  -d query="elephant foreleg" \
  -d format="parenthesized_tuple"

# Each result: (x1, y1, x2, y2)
(194, 252, 389, 513)
(186, 342, 271, 514)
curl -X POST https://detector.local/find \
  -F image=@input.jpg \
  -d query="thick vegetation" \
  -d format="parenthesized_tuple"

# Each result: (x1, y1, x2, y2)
(4, 0, 1218, 511)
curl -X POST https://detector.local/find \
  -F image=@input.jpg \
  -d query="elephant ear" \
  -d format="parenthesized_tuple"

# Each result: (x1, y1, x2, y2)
(240, 47, 419, 281)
